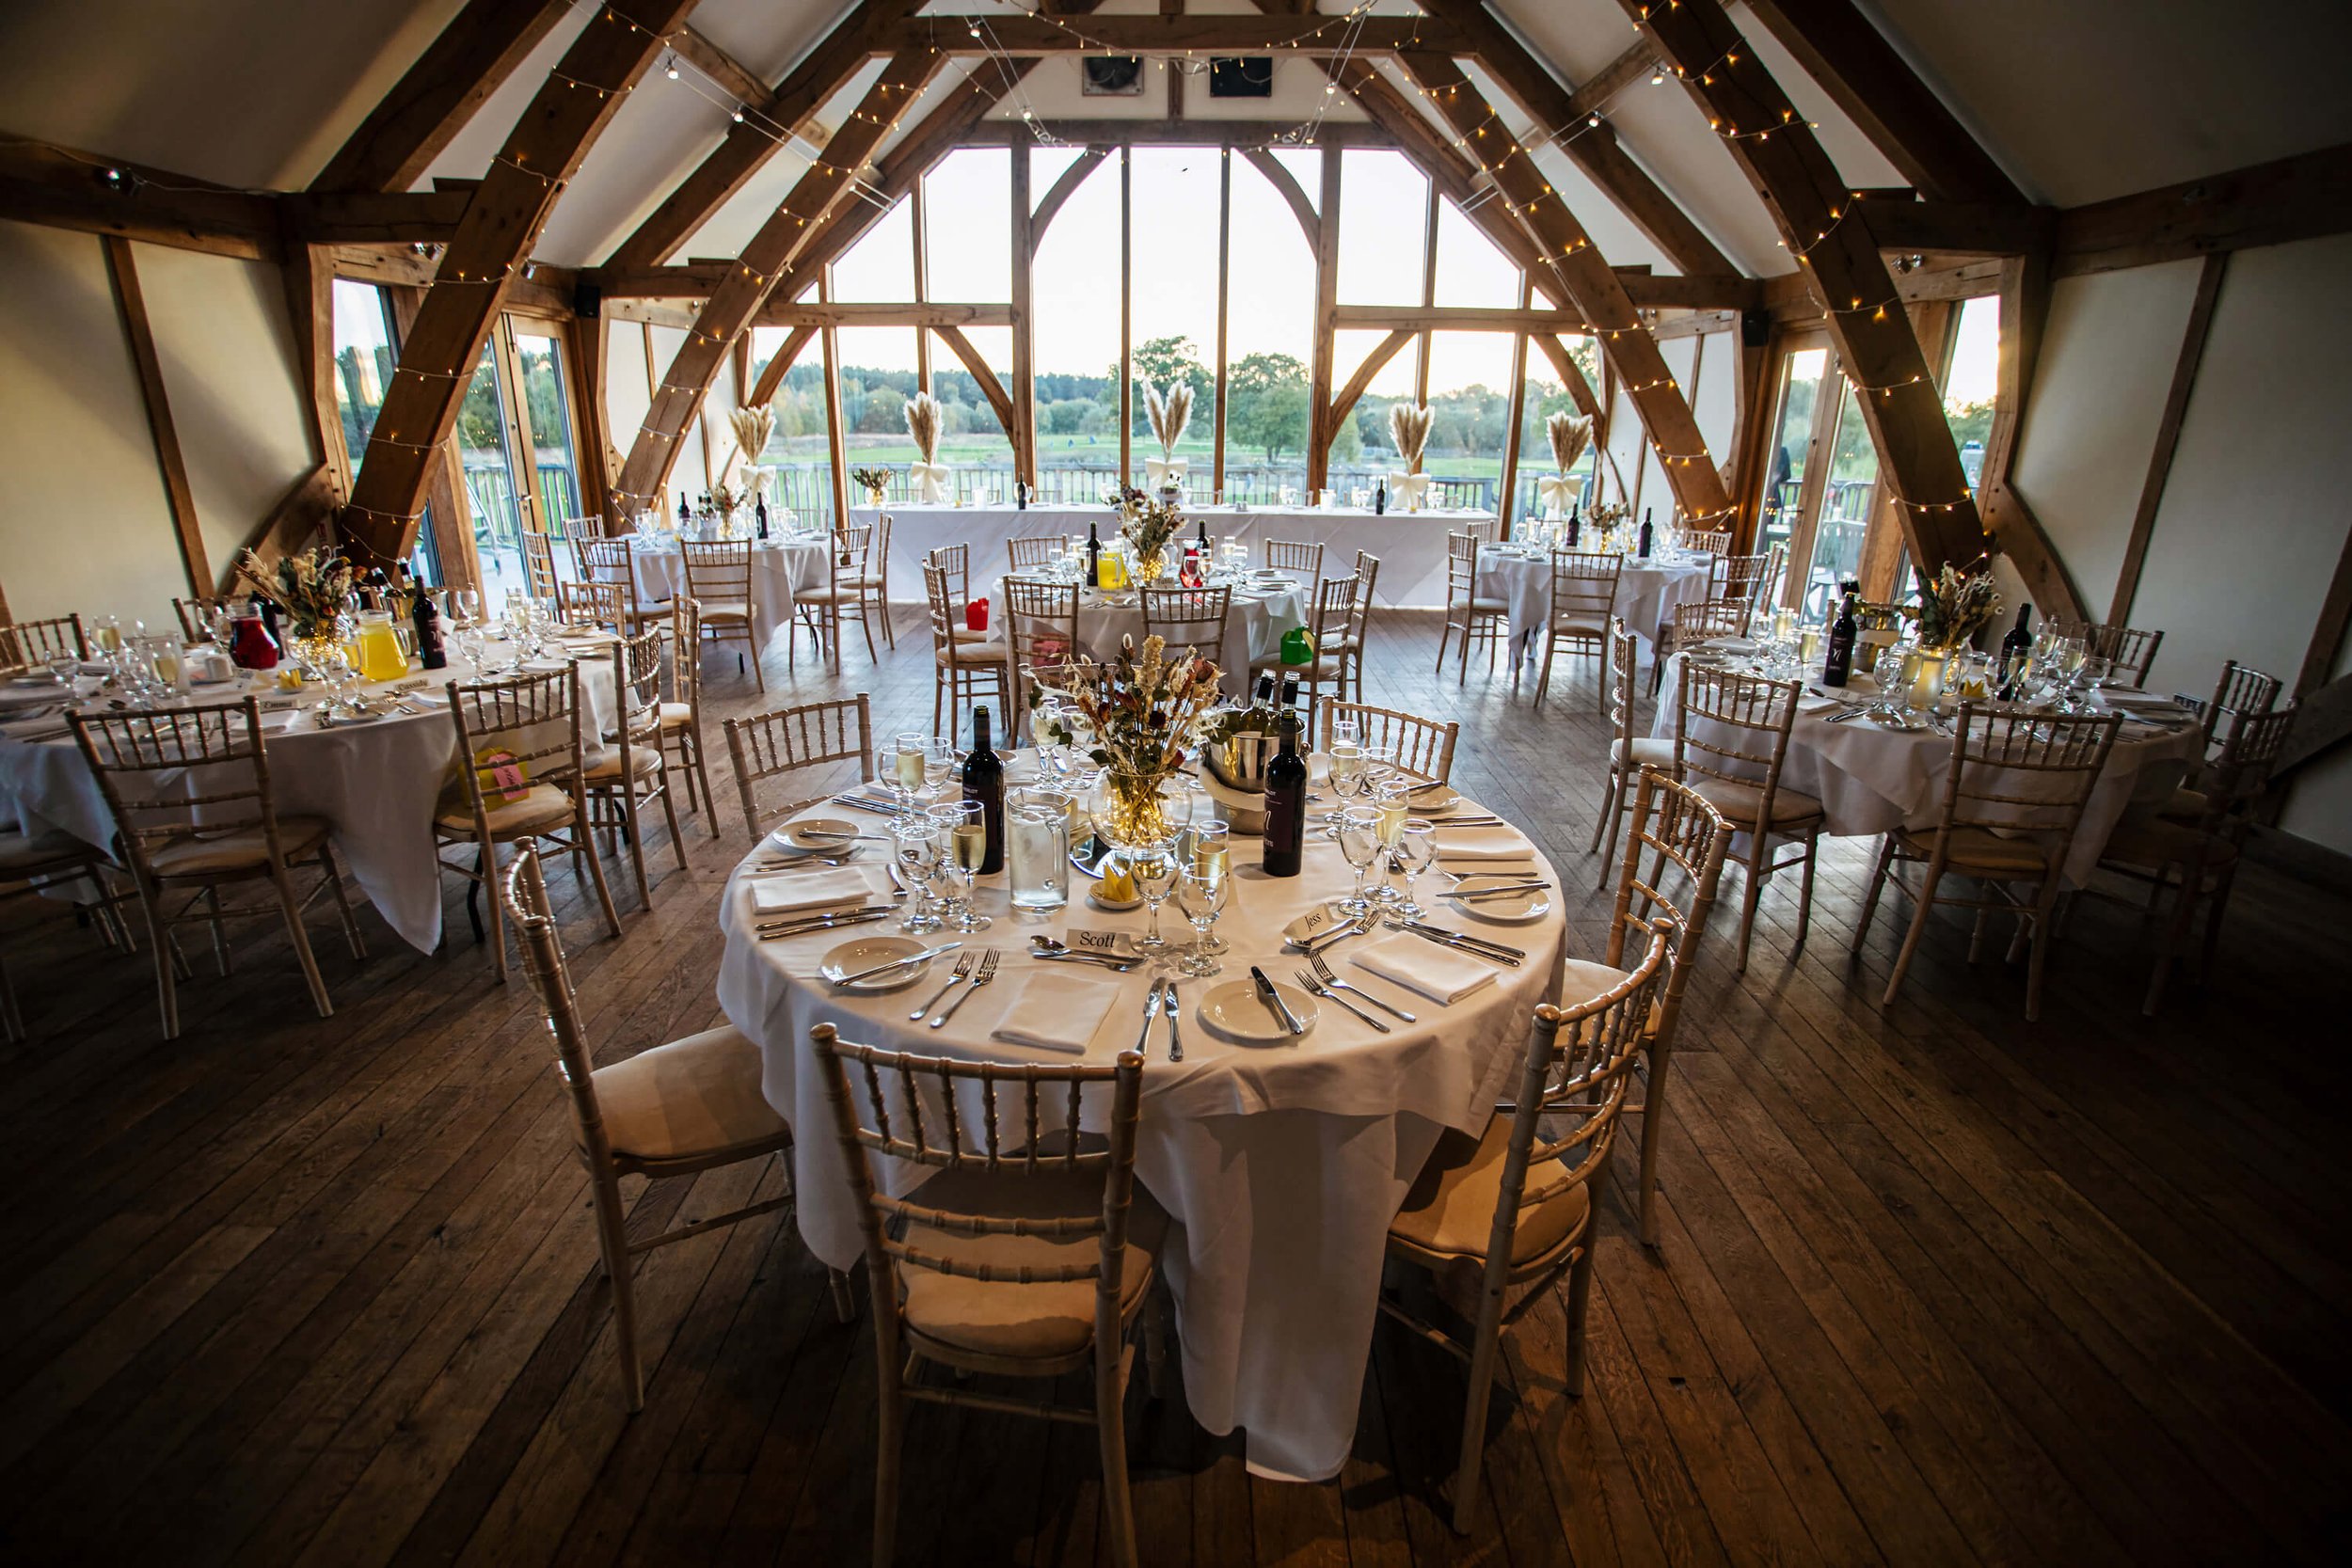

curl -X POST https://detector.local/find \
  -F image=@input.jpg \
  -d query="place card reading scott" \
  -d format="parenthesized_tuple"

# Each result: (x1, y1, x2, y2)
(1058, 927, 1138, 957)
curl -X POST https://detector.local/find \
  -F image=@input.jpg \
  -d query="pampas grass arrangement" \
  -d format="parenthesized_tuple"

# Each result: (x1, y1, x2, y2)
(726, 404, 775, 477)
(1547, 411, 1592, 476)
(1144, 381, 1193, 460)
(903, 392, 942, 464)
(1389, 403, 1433, 474)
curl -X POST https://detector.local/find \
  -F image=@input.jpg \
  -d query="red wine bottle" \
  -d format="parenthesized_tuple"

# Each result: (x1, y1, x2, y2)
(1261, 713, 1306, 877)
(1823, 590, 1858, 688)
(961, 707, 1005, 873)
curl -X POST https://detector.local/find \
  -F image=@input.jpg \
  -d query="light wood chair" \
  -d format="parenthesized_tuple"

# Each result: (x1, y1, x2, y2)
(724, 695, 875, 844)
(501, 846, 838, 1413)
(1709, 551, 1772, 621)
(680, 540, 763, 690)
(1532, 549, 1623, 712)
(1004, 578, 1080, 743)
(1459, 517, 1500, 546)
(520, 525, 562, 602)
(659, 597, 720, 837)
(436, 664, 621, 982)
(862, 513, 895, 650)
(1672, 664, 1825, 973)
(555, 578, 629, 633)
(793, 525, 880, 675)
(586, 627, 688, 909)
(1007, 534, 1062, 576)
(2047, 617, 2164, 687)
(926, 561, 1009, 742)
(1851, 705, 2122, 1021)
(1333, 548, 1380, 703)
(0, 613, 88, 667)
(172, 597, 223, 643)
(809, 1023, 1165, 1568)
(71, 696, 365, 1039)
(576, 536, 670, 634)
(1560, 768, 1730, 1244)
(0, 827, 131, 1041)
(1652, 595, 1754, 694)
(1262, 537, 1325, 580)
(1592, 618, 1677, 872)
(1140, 585, 1232, 669)
(1380, 924, 1672, 1534)
(1677, 526, 1733, 556)
(1318, 699, 1459, 784)
(2162, 657, 2284, 822)
(2099, 705, 2294, 1014)
(1249, 574, 1358, 721)
(926, 543, 997, 649)
(1436, 531, 1508, 685)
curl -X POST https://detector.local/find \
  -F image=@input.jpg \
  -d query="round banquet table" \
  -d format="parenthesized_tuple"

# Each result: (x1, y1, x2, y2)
(716, 771, 1566, 1482)
(0, 636, 621, 953)
(605, 537, 826, 657)
(986, 578, 1311, 677)
(1649, 650, 2202, 883)
(1480, 546, 1715, 668)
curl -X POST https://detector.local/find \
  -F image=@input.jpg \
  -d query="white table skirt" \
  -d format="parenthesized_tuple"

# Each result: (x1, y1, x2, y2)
(1480, 547, 1716, 666)
(717, 779, 1564, 1482)
(611, 540, 826, 657)
(987, 582, 1311, 679)
(854, 504, 1495, 610)
(0, 645, 618, 953)
(1649, 654, 2201, 883)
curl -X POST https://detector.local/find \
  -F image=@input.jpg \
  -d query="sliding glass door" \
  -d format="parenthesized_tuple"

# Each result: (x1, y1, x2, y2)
(455, 314, 585, 605)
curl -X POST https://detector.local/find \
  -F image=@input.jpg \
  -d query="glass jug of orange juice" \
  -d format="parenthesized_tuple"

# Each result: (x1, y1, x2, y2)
(355, 611, 409, 683)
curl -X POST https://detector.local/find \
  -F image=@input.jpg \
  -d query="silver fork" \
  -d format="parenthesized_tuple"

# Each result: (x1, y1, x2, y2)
(929, 949, 999, 1029)
(1295, 968, 1390, 1033)
(1309, 950, 1417, 1022)
(909, 951, 974, 1021)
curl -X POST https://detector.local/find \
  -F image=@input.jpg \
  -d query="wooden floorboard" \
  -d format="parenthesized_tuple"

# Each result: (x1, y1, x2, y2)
(5, 605, 2349, 1565)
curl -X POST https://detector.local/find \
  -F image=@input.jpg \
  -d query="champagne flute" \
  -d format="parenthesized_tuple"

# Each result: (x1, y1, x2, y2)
(1180, 820, 1231, 953)
(1395, 820, 1438, 918)
(1372, 778, 1410, 904)
(930, 800, 993, 932)
(890, 816, 944, 934)
(890, 731, 929, 809)
(1174, 863, 1231, 976)
(1124, 838, 1179, 954)
(1336, 807, 1384, 917)
(1325, 739, 1366, 839)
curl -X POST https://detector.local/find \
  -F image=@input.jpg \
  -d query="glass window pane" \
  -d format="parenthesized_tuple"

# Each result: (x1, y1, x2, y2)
(833, 198, 914, 302)
(514, 329, 581, 531)
(749, 305, 833, 518)
(924, 149, 1009, 300)
(1032, 149, 1123, 499)
(1433, 199, 1518, 308)
(1757, 346, 1826, 559)
(932, 324, 1015, 493)
(1942, 293, 2000, 493)
(1223, 151, 1317, 503)
(834, 325, 921, 488)
(1326, 328, 1418, 483)
(456, 341, 527, 604)
(1803, 379, 1880, 610)
(1416, 332, 1516, 514)
(1336, 150, 1427, 306)
(1128, 149, 1219, 465)
(330, 279, 395, 474)
(1516, 335, 1601, 521)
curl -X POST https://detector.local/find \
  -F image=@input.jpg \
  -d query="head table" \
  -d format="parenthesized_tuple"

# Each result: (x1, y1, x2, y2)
(851, 502, 1497, 610)
(0, 635, 622, 953)
(716, 766, 1565, 1482)
(1477, 544, 1717, 669)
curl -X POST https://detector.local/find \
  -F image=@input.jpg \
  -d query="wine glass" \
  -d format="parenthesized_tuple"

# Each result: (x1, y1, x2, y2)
(890, 816, 945, 934)
(1372, 778, 1411, 905)
(1174, 862, 1231, 976)
(1325, 738, 1368, 839)
(923, 736, 959, 798)
(929, 800, 993, 932)
(1123, 838, 1180, 954)
(888, 731, 929, 810)
(1335, 807, 1384, 917)
(1394, 820, 1438, 918)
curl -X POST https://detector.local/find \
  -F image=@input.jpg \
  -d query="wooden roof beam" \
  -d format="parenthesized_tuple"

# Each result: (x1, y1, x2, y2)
(0, 138, 281, 261)
(895, 15, 1469, 54)
(310, 0, 573, 194)
(342, 0, 705, 566)
(957, 119, 1391, 149)
(1857, 198, 2052, 257)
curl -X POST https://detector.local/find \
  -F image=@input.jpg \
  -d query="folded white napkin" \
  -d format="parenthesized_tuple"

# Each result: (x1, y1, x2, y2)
(988, 971, 1124, 1053)
(1432, 831, 1527, 863)
(1352, 932, 1501, 1006)
(1797, 693, 1845, 715)
(747, 864, 890, 916)
(260, 709, 303, 733)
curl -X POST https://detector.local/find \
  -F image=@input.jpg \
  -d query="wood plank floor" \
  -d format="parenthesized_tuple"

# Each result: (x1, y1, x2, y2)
(5, 608, 2349, 1566)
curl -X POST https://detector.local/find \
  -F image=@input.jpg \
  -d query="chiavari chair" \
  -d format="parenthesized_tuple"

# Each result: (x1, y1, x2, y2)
(2099, 705, 2295, 1014)
(554, 578, 629, 634)
(502, 847, 849, 1413)
(576, 535, 669, 634)
(1249, 574, 1358, 718)
(925, 561, 1008, 740)
(1592, 618, 1676, 871)
(1333, 548, 1379, 703)
(1653, 596, 1754, 694)
(1003, 578, 1081, 744)
(1673, 664, 1824, 973)
(1677, 526, 1733, 556)
(860, 513, 895, 650)
(1532, 549, 1623, 712)
(437, 664, 621, 982)
(0, 828, 131, 1041)
(2046, 617, 2164, 687)
(791, 524, 878, 675)
(809, 1023, 1165, 1568)
(659, 597, 720, 836)
(1318, 699, 1458, 784)
(585, 626, 687, 908)
(680, 540, 762, 690)
(71, 696, 365, 1039)
(723, 695, 874, 844)
(1712, 551, 1774, 623)
(1561, 770, 1731, 1244)
(926, 543, 997, 648)
(2161, 657, 2284, 823)
(519, 525, 562, 603)
(1851, 704, 2123, 1021)
(172, 597, 222, 643)
(1007, 534, 1062, 576)
(1139, 585, 1232, 670)
(1380, 925, 1672, 1533)
(1261, 537, 1325, 580)
(0, 613, 88, 667)
(1436, 531, 1507, 685)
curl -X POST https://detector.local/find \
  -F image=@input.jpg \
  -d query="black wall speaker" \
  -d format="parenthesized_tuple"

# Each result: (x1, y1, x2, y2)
(1740, 307, 1769, 347)
(574, 281, 602, 320)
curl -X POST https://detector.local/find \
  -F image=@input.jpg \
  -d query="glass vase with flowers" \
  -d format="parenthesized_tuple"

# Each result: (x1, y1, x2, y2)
(1113, 487, 1184, 586)
(1035, 634, 1223, 852)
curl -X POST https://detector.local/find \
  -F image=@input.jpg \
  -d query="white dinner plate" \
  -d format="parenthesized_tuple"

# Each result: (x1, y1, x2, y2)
(771, 817, 861, 855)
(1399, 781, 1461, 816)
(0, 682, 66, 709)
(1443, 872, 1553, 925)
(819, 935, 935, 992)
(1196, 978, 1319, 1045)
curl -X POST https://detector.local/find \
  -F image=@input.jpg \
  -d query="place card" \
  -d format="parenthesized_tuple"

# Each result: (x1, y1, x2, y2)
(1057, 927, 1140, 957)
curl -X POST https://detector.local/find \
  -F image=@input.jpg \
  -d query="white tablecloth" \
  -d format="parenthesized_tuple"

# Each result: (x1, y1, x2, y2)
(1649, 654, 2201, 883)
(987, 581, 1311, 680)
(1480, 546, 1716, 667)
(0, 644, 618, 953)
(717, 777, 1565, 1482)
(854, 504, 1495, 610)
(610, 539, 826, 658)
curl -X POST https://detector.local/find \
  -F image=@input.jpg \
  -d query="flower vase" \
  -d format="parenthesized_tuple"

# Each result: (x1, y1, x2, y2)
(292, 634, 346, 687)
(1134, 548, 1167, 585)
(1089, 768, 1187, 851)
(865, 485, 886, 509)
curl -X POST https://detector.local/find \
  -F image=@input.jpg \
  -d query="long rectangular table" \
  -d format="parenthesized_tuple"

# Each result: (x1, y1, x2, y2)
(850, 502, 1496, 609)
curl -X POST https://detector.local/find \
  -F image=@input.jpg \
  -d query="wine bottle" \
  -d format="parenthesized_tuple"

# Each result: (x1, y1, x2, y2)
(1015, 479, 1028, 512)
(1638, 508, 1654, 559)
(1254, 673, 1276, 708)
(1197, 515, 1209, 551)
(677, 492, 691, 523)
(412, 585, 448, 670)
(1374, 480, 1387, 515)
(1823, 590, 1859, 688)
(1997, 603, 2034, 699)
(1261, 712, 1307, 878)
(961, 708, 1005, 874)
(1565, 504, 1581, 548)
(1087, 522, 1104, 589)
(755, 498, 770, 540)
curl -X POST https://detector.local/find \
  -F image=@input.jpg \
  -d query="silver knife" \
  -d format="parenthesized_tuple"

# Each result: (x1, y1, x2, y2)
(757, 910, 893, 941)
(1393, 923, 1523, 968)
(1135, 978, 1167, 1053)
(1404, 920, 1527, 958)
(1163, 979, 1183, 1062)
(1451, 879, 1551, 901)
(833, 941, 961, 986)
(1248, 966, 1305, 1035)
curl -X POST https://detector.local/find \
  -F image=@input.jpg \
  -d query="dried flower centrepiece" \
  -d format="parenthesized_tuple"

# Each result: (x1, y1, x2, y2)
(1114, 487, 1185, 580)
(1547, 411, 1593, 477)
(235, 545, 353, 641)
(1037, 634, 1223, 775)
(1144, 380, 1193, 463)
(902, 392, 941, 465)
(1906, 555, 2003, 651)
(1389, 403, 1433, 475)
(725, 404, 775, 475)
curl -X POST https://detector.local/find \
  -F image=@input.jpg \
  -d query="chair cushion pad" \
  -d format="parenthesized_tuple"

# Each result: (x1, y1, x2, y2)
(147, 816, 330, 876)
(658, 702, 694, 732)
(2099, 817, 2236, 871)
(1390, 1114, 1592, 1268)
(1610, 737, 1675, 768)
(437, 783, 575, 837)
(697, 601, 752, 623)
(896, 1164, 1165, 1362)
(591, 1024, 790, 1164)
(584, 746, 664, 782)
(1896, 824, 2058, 876)
(1691, 777, 1823, 829)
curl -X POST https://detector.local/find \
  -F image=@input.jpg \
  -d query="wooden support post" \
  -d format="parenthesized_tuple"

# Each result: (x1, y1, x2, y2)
(911, 182, 931, 395)
(1010, 130, 1037, 486)
(386, 284, 481, 591)
(1414, 182, 1438, 408)
(2111, 254, 2229, 622)
(821, 273, 850, 535)
(278, 233, 350, 502)
(1307, 148, 1343, 491)
(1120, 147, 1133, 486)
(103, 236, 210, 594)
(1214, 149, 1231, 502)
(1500, 278, 1532, 538)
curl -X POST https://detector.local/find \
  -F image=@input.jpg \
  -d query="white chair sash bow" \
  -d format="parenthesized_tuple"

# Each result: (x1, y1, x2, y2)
(909, 460, 951, 504)
(1145, 455, 1189, 490)
(1389, 472, 1431, 510)
(1536, 473, 1581, 518)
